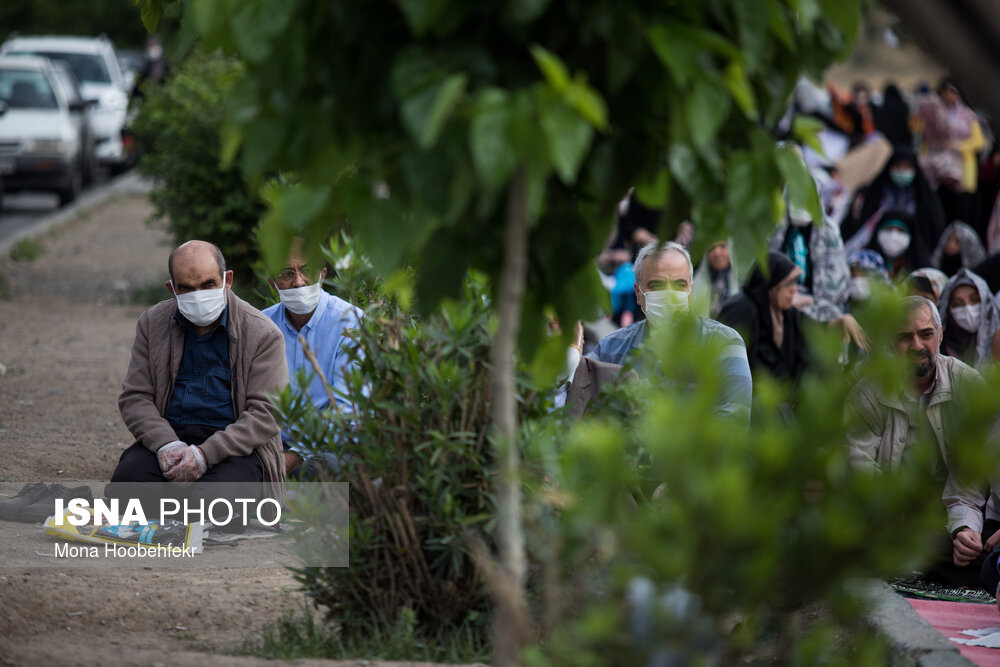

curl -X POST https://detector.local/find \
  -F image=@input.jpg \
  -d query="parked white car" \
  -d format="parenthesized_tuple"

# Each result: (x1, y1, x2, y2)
(0, 55, 94, 205)
(1, 35, 131, 173)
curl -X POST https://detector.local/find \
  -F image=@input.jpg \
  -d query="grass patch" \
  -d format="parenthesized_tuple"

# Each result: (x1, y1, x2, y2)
(240, 606, 489, 663)
(10, 238, 43, 262)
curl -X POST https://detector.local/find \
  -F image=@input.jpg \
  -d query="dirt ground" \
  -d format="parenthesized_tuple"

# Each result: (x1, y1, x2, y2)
(0, 194, 471, 666)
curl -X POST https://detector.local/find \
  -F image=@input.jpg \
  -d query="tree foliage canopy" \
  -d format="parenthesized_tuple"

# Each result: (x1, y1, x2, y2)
(144, 0, 860, 373)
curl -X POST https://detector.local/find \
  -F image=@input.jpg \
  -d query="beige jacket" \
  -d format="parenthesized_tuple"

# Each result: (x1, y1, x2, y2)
(119, 289, 288, 497)
(847, 354, 987, 533)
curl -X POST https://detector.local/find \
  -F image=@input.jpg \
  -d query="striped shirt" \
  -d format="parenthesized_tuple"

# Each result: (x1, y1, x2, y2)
(587, 318, 752, 424)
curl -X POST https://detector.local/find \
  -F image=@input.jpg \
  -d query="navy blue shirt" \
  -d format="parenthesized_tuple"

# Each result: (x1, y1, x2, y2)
(166, 307, 236, 430)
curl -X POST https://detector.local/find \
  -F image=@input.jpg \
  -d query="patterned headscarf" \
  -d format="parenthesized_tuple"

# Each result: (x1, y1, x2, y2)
(847, 250, 889, 282)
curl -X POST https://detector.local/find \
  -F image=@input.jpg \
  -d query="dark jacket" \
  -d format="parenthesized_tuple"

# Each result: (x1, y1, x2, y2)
(718, 252, 806, 382)
(843, 145, 946, 254)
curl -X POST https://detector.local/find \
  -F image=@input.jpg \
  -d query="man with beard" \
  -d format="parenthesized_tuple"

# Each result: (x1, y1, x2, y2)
(847, 296, 994, 586)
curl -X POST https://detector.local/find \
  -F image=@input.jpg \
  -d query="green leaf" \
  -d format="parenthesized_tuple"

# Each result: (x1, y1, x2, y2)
(398, 0, 450, 36)
(767, 0, 795, 50)
(668, 143, 712, 200)
(723, 61, 758, 120)
(685, 78, 731, 149)
(647, 24, 697, 87)
(469, 89, 517, 188)
(733, 0, 771, 74)
(791, 114, 826, 156)
(564, 79, 608, 131)
(818, 0, 861, 51)
(530, 45, 570, 92)
(775, 144, 821, 222)
(539, 99, 593, 184)
(400, 73, 468, 150)
(137, 0, 163, 34)
(634, 168, 671, 210)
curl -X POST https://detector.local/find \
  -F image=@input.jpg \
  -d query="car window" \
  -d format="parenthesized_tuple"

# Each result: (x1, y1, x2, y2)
(51, 66, 82, 104)
(10, 50, 110, 85)
(0, 68, 59, 109)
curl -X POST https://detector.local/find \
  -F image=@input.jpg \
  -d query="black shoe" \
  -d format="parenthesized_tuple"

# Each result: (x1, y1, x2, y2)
(20, 484, 94, 524)
(0, 483, 52, 522)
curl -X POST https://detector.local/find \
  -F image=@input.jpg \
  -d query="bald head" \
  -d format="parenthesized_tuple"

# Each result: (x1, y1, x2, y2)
(168, 241, 226, 283)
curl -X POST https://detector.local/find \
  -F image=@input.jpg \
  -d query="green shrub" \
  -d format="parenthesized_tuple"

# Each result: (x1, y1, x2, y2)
(274, 250, 550, 654)
(131, 53, 263, 292)
(521, 291, 1000, 664)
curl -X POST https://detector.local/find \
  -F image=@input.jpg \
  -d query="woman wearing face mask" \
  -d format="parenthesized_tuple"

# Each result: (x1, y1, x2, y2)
(717, 251, 806, 383)
(930, 220, 986, 277)
(937, 268, 1000, 368)
(846, 250, 890, 307)
(842, 146, 946, 257)
(867, 210, 931, 281)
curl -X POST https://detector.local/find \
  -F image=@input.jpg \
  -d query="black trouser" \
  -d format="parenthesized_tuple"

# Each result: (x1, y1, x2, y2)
(925, 519, 1000, 591)
(106, 423, 263, 520)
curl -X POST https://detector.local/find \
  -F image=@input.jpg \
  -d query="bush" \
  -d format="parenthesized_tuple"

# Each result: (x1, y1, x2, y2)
(132, 53, 264, 291)
(274, 246, 551, 657)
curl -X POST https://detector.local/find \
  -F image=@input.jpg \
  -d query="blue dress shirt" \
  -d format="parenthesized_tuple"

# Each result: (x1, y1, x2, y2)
(166, 307, 235, 430)
(587, 318, 752, 424)
(263, 290, 363, 413)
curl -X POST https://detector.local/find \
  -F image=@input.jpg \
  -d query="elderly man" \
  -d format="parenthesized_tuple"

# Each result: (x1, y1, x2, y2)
(587, 240, 752, 423)
(847, 295, 996, 587)
(111, 240, 288, 500)
(262, 252, 362, 476)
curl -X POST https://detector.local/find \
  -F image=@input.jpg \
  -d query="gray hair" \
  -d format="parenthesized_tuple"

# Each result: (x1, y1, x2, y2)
(633, 240, 693, 286)
(903, 295, 942, 332)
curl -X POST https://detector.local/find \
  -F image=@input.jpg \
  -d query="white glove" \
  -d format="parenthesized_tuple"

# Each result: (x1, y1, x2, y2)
(156, 440, 188, 474)
(165, 445, 208, 483)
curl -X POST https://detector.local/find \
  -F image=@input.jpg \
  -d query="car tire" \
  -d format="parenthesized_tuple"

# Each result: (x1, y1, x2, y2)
(58, 164, 82, 207)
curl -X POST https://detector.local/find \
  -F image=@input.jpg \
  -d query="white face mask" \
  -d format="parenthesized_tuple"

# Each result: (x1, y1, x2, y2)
(172, 282, 226, 327)
(561, 346, 582, 385)
(640, 288, 689, 328)
(950, 303, 982, 333)
(849, 276, 871, 301)
(877, 228, 911, 258)
(788, 204, 813, 227)
(278, 281, 323, 315)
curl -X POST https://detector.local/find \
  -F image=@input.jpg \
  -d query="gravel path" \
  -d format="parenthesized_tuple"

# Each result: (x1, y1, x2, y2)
(0, 195, 325, 664)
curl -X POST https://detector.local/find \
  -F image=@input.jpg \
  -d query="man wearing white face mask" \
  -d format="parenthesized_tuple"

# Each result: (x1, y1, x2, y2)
(262, 253, 363, 475)
(112, 240, 288, 502)
(588, 241, 752, 423)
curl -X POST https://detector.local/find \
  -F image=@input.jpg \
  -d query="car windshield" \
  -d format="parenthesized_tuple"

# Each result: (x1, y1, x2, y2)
(11, 50, 110, 85)
(0, 69, 58, 109)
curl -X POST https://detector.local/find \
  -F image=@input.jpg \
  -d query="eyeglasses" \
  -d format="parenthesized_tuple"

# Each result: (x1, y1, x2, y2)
(276, 266, 311, 282)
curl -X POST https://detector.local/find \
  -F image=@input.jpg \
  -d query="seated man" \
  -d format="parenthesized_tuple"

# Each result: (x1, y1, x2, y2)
(555, 322, 635, 417)
(847, 296, 996, 587)
(262, 251, 362, 476)
(587, 240, 752, 423)
(111, 240, 288, 502)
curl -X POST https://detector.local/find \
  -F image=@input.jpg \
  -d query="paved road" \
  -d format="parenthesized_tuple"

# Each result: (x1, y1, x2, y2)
(0, 169, 121, 248)
(0, 169, 148, 253)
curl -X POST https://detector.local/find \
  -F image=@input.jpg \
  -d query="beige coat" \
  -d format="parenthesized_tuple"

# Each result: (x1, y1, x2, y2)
(847, 354, 987, 534)
(119, 289, 288, 497)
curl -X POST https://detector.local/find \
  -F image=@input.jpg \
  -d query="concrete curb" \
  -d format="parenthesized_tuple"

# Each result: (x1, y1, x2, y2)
(854, 579, 975, 666)
(0, 170, 152, 257)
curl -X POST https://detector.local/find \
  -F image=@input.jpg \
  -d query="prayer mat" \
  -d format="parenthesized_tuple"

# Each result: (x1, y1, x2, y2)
(889, 575, 996, 605)
(908, 598, 1000, 665)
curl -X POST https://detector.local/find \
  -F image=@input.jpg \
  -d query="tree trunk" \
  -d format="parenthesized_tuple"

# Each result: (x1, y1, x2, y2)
(491, 168, 530, 666)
